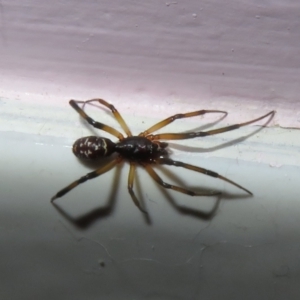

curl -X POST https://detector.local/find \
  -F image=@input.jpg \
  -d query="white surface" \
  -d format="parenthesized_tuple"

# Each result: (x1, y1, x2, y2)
(1, 99, 299, 299)
(1, 0, 300, 299)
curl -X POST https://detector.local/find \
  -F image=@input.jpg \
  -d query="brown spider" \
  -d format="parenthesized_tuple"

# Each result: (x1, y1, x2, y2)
(51, 99, 275, 213)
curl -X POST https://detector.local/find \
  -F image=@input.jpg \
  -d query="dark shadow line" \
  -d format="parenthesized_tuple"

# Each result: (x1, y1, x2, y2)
(52, 163, 123, 230)
(169, 115, 274, 153)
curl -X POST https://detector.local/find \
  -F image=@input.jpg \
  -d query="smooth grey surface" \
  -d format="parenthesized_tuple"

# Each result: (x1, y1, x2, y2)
(1, 129, 299, 300)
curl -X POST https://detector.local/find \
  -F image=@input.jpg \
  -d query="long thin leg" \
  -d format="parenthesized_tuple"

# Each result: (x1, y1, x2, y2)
(143, 164, 221, 197)
(75, 99, 132, 137)
(69, 100, 125, 140)
(128, 163, 147, 213)
(155, 157, 252, 195)
(51, 159, 119, 201)
(140, 109, 227, 136)
(147, 111, 275, 140)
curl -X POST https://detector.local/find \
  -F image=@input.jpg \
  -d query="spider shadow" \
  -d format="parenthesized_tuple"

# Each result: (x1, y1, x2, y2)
(52, 161, 152, 229)
(52, 162, 122, 229)
(169, 112, 274, 153)
(153, 165, 252, 220)
(155, 189, 247, 220)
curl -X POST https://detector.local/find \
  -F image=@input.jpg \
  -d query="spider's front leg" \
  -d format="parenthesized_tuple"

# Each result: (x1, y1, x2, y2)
(69, 100, 125, 140)
(76, 99, 133, 137)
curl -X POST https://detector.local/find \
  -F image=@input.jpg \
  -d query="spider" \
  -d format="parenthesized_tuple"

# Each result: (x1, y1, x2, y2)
(51, 99, 275, 214)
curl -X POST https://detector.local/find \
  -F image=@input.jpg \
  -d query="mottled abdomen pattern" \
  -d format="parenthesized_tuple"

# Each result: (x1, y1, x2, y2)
(72, 136, 115, 160)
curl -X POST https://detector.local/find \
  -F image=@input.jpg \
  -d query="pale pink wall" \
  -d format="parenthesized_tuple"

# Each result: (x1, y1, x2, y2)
(0, 0, 299, 128)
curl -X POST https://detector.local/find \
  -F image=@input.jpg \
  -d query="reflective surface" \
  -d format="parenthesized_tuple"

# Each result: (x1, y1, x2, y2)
(1, 126, 299, 299)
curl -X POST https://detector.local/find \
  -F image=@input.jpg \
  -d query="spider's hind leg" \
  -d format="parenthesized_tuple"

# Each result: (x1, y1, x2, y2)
(69, 100, 125, 140)
(155, 158, 253, 195)
(72, 99, 132, 137)
(143, 164, 221, 197)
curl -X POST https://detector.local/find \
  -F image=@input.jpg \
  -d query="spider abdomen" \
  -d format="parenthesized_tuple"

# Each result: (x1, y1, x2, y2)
(73, 136, 115, 160)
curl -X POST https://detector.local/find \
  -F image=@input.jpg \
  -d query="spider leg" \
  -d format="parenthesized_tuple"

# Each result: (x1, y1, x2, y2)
(69, 100, 125, 140)
(51, 159, 119, 202)
(155, 157, 253, 195)
(142, 164, 221, 197)
(140, 109, 227, 136)
(147, 111, 275, 140)
(73, 99, 132, 137)
(127, 163, 148, 214)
